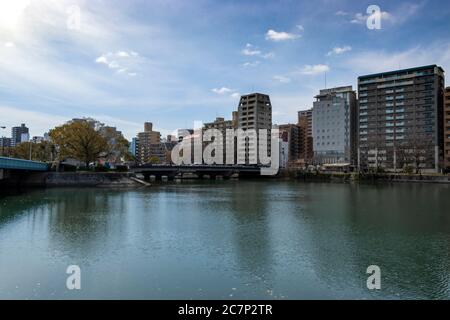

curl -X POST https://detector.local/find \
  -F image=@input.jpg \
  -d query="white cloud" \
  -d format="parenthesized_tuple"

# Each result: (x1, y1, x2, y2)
(296, 25, 304, 31)
(4, 42, 15, 48)
(350, 11, 392, 24)
(327, 46, 352, 56)
(262, 52, 275, 59)
(241, 43, 274, 60)
(300, 64, 330, 75)
(273, 75, 291, 83)
(241, 43, 261, 56)
(211, 87, 232, 95)
(242, 61, 260, 68)
(95, 51, 142, 76)
(335, 11, 349, 16)
(211, 87, 241, 99)
(345, 44, 450, 75)
(265, 29, 300, 41)
(0, 105, 67, 138)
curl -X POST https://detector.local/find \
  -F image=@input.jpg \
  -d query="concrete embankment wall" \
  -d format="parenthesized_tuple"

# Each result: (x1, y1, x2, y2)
(284, 170, 450, 184)
(0, 172, 144, 188)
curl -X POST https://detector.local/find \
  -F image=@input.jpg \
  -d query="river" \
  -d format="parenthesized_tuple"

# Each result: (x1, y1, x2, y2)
(0, 181, 449, 299)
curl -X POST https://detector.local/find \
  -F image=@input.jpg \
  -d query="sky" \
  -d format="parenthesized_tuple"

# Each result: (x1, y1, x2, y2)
(1, 0, 450, 140)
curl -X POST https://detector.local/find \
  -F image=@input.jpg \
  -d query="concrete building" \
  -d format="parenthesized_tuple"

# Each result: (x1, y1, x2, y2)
(11, 124, 29, 147)
(358, 65, 445, 172)
(136, 122, 162, 164)
(279, 130, 290, 169)
(203, 116, 238, 164)
(444, 87, 450, 169)
(298, 109, 313, 137)
(298, 109, 314, 164)
(237, 93, 272, 164)
(312, 86, 357, 164)
(278, 124, 303, 167)
(0, 137, 11, 148)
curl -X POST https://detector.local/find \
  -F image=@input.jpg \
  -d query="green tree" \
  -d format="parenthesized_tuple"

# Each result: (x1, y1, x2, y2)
(49, 120, 108, 168)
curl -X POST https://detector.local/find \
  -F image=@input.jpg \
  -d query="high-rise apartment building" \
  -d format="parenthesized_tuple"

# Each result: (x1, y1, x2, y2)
(312, 86, 357, 164)
(298, 109, 313, 137)
(11, 124, 29, 147)
(298, 109, 314, 163)
(203, 116, 238, 164)
(358, 65, 445, 172)
(136, 122, 162, 164)
(444, 87, 450, 169)
(237, 93, 272, 164)
(278, 123, 306, 168)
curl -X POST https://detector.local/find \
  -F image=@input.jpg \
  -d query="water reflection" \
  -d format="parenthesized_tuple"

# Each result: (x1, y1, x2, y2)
(0, 182, 449, 299)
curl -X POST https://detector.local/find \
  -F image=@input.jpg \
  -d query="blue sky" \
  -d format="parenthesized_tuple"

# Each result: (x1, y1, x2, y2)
(1, 0, 449, 139)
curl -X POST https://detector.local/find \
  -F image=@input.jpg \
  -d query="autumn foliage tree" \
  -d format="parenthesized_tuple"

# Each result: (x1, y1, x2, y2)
(12, 141, 56, 162)
(49, 120, 108, 168)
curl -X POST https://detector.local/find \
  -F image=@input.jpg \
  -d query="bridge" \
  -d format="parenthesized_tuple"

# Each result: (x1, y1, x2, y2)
(130, 164, 269, 180)
(0, 157, 49, 180)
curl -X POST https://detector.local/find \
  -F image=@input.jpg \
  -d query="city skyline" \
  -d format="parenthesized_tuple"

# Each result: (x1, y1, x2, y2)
(1, 0, 450, 139)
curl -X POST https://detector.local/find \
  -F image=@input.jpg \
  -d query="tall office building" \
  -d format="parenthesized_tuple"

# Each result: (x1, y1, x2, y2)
(136, 122, 162, 164)
(237, 93, 272, 164)
(11, 124, 29, 147)
(444, 87, 450, 169)
(129, 137, 138, 157)
(358, 65, 445, 172)
(298, 109, 314, 163)
(312, 86, 357, 164)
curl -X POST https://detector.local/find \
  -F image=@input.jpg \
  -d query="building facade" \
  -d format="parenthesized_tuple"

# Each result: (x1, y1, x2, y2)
(203, 116, 238, 164)
(136, 122, 162, 164)
(444, 87, 450, 169)
(237, 93, 272, 164)
(11, 124, 29, 147)
(358, 65, 445, 172)
(278, 124, 303, 167)
(312, 86, 357, 164)
(129, 137, 138, 157)
(298, 109, 314, 164)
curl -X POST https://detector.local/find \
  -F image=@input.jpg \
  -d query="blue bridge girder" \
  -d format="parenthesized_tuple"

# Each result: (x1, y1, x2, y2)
(0, 157, 49, 172)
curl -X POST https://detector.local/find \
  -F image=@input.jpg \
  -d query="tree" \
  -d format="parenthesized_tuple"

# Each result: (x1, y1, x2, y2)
(49, 120, 108, 168)
(12, 141, 56, 162)
(149, 156, 161, 164)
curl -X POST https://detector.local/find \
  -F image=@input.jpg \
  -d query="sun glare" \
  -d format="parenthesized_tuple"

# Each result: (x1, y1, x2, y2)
(0, 0, 30, 29)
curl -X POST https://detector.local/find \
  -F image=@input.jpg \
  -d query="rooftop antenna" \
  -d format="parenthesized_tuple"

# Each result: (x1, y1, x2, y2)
(324, 71, 327, 89)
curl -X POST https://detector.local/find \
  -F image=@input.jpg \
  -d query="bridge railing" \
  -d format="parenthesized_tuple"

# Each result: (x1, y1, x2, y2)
(0, 157, 49, 171)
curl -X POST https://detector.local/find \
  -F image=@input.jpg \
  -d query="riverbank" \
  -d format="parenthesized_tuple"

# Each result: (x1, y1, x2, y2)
(0, 172, 148, 188)
(286, 170, 450, 184)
